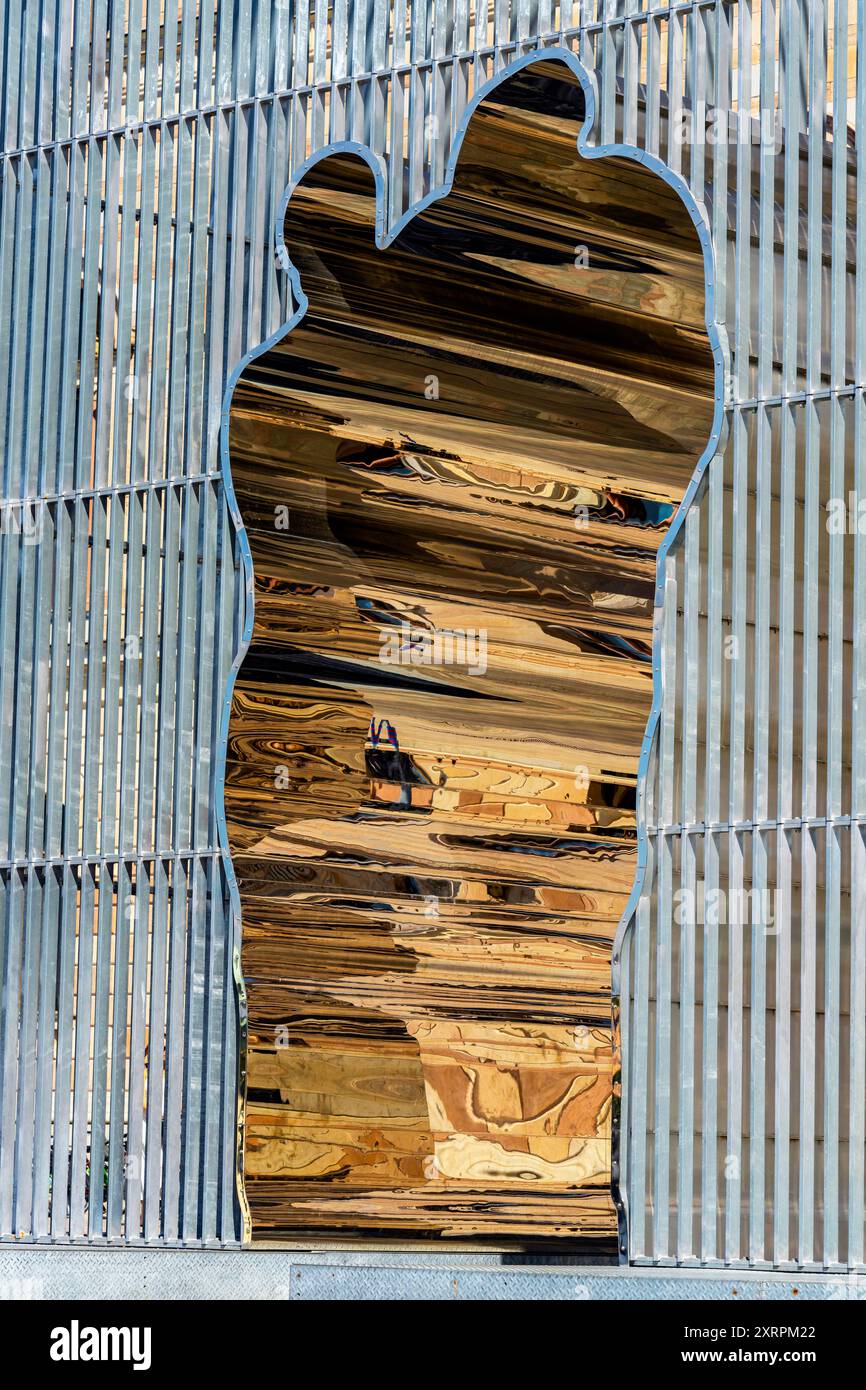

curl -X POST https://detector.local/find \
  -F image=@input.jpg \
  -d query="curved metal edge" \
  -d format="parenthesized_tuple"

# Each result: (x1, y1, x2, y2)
(215, 43, 729, 1250)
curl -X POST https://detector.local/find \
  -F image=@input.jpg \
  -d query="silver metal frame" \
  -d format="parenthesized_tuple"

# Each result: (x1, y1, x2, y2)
(0, 1, 862, 1279)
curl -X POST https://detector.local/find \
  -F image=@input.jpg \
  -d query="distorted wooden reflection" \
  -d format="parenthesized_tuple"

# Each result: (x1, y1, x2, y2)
(226, 59, 714, 1247)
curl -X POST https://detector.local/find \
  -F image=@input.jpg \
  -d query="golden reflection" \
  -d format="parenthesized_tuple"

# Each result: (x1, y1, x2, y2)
(226, 59, 714, 1247)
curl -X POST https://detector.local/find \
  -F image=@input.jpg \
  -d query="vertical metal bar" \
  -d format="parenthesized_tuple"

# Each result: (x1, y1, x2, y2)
(850, 823, 866, 1268)
(86, 864, 115, 1237)
(749, 828, 768, 1264)
(12, 871, 40, 1236)
(805, 0, 827, 397)
(0, 872, 24, 1236)
(750, 405, 771, 1265)
(5, 152, 33, 505)
(54, 141, 84, 497)
(106, 858, 133, 1238)
(125, 858, 151, 1240)
(774, 827, 793, 1266)
(710, 0, 731, 332)
(39, 149, 70, 497)
(50, 865, 78, 1238)
(182, 857, 208, 1241)
(665, 4, 683, 175)
(31, 866, 60, 1234)
(24, 151, 51, 502)
(136, 485, 163, 856)
(107, 0, 126, 126)
(726, 828, 744, 1264)
(148, 123, 177, 486)
(201, 858, 225, 1242)
(162, 855, 189, 1237)
(125, 0, 143, 126)
(93, 137, 121, 489)
(824, 822, 842, 1266)
(187, 122, 213, 462)
(702, 827, 720, 1262)
(68, 866, 95, 1237)
(677, 506, 700, 1260)
(799, 826, 818, 1264)
(653, 554, 677, 1262)
(81, 495, 108, 861)
(144, 857, 169, 1240)
(111, 133, 141, 489)
(167, 116, 195, 479)
(118, 492, 144, 856)
(174, 485, 200, 853)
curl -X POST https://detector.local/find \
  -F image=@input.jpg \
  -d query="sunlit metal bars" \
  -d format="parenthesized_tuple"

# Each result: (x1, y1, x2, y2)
(0, 1, 861, 1263)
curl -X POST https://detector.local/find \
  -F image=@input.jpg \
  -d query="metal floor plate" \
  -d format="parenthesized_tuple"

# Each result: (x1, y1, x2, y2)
(2, 1248, 866, 1300)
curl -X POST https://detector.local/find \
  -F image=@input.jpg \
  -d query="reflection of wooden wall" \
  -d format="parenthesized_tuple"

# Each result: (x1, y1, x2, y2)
(225, 60, 714, 1246)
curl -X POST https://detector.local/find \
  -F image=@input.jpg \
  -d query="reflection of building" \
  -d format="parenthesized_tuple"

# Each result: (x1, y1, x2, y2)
(366, 718, 434, 810)
(0, 3, 864, 1298)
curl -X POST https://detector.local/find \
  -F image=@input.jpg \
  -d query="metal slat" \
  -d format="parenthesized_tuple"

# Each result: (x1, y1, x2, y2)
(676, 507, 700, 1260)
(68, 866, 95, 1237)
(143, 859, 169, 1240)
(185, 118, 212, 468)
(135, 483, 164, 858)
(824, 823, 842, 1267)
(0, 872, 24, 1236)
(75, 138, 104, 491)
(39, 151, 70, 498)
(652, 555, 678, 1262)
(110, 133, 140, 489)
(724, 408, 749, 1265)
(105, 858, 133, 1238)
(3, 154, 30, 510)
(49, 866, 77, 1237)
(31, 867, 60, 1235)
(774, 827, 793, 1266)
(56, 143, 86, 496)
(701, 828, 720, 1262)
(799, 826, 818, 1265)
(172, 484, 199, 857)
(849, 823, 866, 1268)
(86, 866, 115, 1236)
(125, 858, 151, 1239)
(93, 136, 121, 490)
(147, 125, 177, 487)
(750, 406, 771, 1264)
(162, 855, 189, 1238)
(12, 871, 40, 1236)
(749, 827, 768, 1264)
(182, 856, 208, 1242)
(25, 151, 50, 501)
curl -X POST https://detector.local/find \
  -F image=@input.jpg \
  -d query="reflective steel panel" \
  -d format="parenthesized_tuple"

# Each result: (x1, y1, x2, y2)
(226, 60, 714, 1245)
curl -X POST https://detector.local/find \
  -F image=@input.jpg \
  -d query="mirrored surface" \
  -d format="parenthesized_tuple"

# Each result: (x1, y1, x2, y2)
(226, 59, 714, 1247)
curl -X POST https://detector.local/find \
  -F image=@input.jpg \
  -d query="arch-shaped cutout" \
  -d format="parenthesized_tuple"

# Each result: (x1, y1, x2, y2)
(223, 56, 716, 1248)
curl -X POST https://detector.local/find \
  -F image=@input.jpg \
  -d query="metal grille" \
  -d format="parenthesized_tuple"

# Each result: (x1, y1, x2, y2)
(615, 4, 866, 1272)
(0, 1, 861, 1262)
